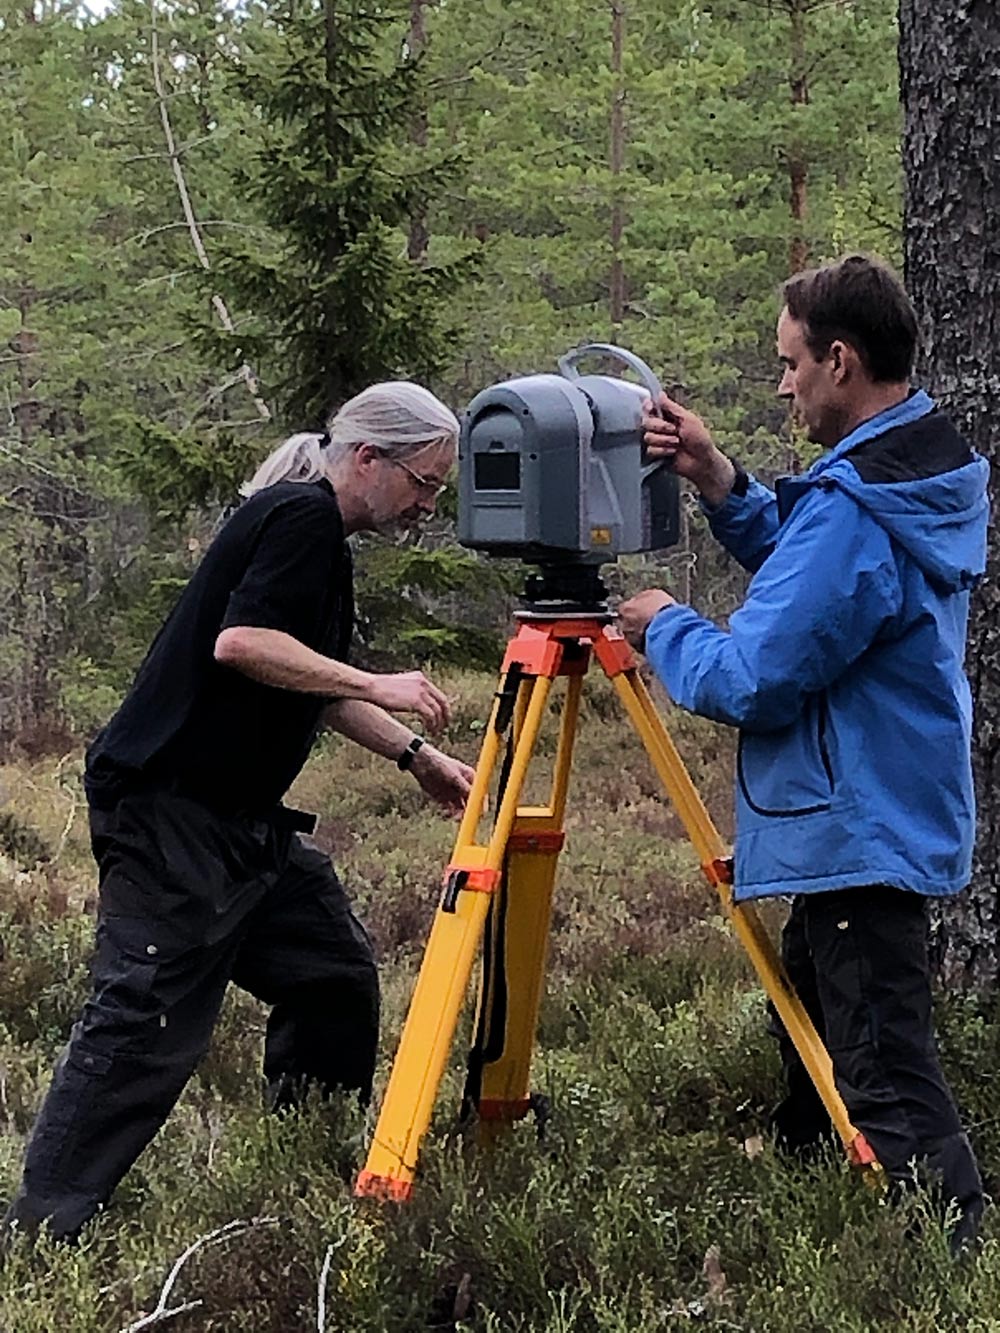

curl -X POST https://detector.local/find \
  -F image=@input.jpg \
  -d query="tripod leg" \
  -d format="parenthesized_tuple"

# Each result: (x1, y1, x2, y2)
(604, 657, 878, 1172)
(355, 671, 555, 1200)
(468, 674, 583, 1129)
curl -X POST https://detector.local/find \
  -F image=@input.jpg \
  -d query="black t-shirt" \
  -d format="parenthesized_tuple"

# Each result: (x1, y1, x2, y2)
(85, 479, 354, 813)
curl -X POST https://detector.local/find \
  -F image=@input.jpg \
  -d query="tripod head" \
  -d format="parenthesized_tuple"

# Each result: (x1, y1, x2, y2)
(516, 561, 614, 621)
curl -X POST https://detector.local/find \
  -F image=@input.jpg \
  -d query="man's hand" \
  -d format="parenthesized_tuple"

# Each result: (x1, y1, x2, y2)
(618, 589, 677, 651)
(410, 744, 475, 817)
(365, 670, 451, 734)
(643, 392, 736, 508)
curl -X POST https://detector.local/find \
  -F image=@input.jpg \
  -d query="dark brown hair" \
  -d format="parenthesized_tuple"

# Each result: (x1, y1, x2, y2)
(782, 254, 919, 383)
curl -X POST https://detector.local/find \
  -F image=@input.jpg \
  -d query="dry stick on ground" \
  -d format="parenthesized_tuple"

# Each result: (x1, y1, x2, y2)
(119, 1216, 280, 1332)
(148, 0, 271, 423)
(52, 751, 79, 862)
(317, 1243, 335, 1333)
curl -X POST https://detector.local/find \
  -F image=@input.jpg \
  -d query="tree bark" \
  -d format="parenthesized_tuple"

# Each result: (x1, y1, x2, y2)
(609, 0, 627, 330)
(787, 0, 809, 274)
(407, 0, 429, 263)
(900, 0, 1000, 988)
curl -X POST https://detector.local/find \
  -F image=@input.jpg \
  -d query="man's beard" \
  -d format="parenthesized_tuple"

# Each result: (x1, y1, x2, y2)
(376, 508, 424, 537)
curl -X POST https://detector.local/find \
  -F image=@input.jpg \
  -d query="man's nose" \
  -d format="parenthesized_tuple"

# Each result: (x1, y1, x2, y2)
(777, 370, 794, 399)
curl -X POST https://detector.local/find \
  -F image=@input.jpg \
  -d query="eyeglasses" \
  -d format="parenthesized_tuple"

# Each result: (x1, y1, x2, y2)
(384, 455, 450, 498)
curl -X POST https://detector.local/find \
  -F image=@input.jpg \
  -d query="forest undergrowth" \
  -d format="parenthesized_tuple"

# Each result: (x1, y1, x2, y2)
(0, 670, 998, 1331)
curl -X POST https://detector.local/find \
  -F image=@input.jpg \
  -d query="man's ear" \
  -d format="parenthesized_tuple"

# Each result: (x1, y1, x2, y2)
(354, 442, 380, 470)
(829, 339, 855, 383)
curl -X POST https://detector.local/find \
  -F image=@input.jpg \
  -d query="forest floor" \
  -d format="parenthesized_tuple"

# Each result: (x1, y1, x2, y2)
(0, 669, 999, 1331)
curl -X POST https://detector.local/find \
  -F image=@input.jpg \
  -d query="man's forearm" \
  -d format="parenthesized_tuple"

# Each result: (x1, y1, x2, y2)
(322, 697, 415, 759)
(214, 626, 375, 699)
(695, 451, 738, 508)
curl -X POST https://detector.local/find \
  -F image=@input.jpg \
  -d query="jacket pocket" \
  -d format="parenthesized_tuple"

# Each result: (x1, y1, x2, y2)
(738, 693, 835, 818)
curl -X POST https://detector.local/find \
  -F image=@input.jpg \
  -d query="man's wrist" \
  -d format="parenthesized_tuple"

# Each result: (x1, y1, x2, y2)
(695, 453, 737, 508)
(396, 735, 426, 771)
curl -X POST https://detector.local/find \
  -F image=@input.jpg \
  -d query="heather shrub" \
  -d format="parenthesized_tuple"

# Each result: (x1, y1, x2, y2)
(0, 676, 995, 1331)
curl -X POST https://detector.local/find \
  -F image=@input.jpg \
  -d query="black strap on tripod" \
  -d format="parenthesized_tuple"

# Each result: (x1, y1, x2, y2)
(461, 664, 522, 1124)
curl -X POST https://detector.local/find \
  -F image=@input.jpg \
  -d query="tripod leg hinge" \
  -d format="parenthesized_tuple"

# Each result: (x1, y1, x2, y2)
(353, 1170, 413, 1202)
(702, 855, 734, 886)
(441, 865, 501, 913)
(592, 627, 636, 677)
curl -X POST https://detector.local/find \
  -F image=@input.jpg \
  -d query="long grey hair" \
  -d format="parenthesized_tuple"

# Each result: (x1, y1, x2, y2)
(241, 381, 460, 497)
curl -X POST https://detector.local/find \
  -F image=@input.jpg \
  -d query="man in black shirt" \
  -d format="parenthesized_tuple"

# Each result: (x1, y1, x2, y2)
(7, 381, 474, 1242)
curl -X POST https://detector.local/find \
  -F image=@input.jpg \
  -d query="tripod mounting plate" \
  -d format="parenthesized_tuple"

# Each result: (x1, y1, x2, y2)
(517, 561, 613, 619)
(514, 607, 615, 624)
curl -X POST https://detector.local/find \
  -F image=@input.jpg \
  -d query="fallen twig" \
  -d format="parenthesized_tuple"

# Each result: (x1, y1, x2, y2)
(120, 1215, 279, 1332)
(316, 1243, 334, 1333)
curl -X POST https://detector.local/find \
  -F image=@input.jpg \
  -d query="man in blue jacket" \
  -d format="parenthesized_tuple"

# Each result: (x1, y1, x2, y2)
(619, 254, 987, 1247)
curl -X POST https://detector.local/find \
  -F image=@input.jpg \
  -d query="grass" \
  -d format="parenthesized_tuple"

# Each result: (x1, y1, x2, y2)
(0, 668, 999, 1330)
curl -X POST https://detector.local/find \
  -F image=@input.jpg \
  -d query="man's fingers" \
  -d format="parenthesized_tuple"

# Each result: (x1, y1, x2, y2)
(420, 698, 444, 733)
(657, 391, 686, 420)
(643, 414, 680, 445)
(406, 673, 450, 732)
(425, 681, 450, 732)
(428, 680, 451, 720)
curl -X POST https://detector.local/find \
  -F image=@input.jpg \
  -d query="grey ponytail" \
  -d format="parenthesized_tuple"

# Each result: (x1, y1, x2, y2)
(241, 381, 460, 497)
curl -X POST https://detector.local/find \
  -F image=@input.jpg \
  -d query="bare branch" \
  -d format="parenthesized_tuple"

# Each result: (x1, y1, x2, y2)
(137, 269, 201, 289)
(148, 1, 270, 422)
(120, 1216, 280, 1332)
(317, 1244, 334, 1333)
(53, 753, 80, 862)
(120, 220, 270, 248)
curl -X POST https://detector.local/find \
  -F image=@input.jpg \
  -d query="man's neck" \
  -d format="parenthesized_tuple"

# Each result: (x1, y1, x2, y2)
(323, 462, 367, 534)
(838, 382, 912, 443)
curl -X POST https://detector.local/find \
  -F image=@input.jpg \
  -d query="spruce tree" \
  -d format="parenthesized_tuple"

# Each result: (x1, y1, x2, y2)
(213, 0, 463, 429)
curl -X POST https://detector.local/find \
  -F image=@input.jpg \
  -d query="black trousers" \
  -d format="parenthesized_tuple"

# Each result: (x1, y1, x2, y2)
(8, 789, 379, 1241)
(770, 886, 983, 1244)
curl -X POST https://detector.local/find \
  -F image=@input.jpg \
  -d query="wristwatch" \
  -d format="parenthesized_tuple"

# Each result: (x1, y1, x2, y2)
(396, 736, 426, 771)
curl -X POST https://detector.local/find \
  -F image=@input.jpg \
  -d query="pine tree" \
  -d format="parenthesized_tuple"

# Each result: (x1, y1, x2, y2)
(901, 0, 1000, 989)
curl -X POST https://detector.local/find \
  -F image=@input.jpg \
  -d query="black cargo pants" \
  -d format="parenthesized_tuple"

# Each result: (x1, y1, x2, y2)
(7, 788, 379, 1241)
(770, 885, 983, 1246)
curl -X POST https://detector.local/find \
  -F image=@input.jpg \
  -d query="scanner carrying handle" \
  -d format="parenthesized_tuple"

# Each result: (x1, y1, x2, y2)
(557, 343, 663, 406)
(558, 343, 668, 475)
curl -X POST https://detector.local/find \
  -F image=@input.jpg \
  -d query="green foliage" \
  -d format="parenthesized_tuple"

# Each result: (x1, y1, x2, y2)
(352, 532, 517, 668)
(426, 0, 901, 473)
(1, 0, 907, 748)
(0, 812, 51, 870)
(111, 413, 252, 526)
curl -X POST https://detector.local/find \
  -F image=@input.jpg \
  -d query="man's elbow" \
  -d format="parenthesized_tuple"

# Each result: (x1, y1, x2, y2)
(694, 673, 801, 731)
(730, 686, 804, 732)
(214, 625, 262, 667)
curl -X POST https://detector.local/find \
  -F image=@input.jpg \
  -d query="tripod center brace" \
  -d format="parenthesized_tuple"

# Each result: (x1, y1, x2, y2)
(355, 616, 880, 1201)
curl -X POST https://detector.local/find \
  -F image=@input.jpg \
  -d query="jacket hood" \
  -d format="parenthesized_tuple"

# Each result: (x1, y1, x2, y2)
(817, 393, 989, 592)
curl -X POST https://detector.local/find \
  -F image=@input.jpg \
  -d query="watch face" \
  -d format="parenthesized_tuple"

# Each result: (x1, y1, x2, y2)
(398, 736, 425, 770)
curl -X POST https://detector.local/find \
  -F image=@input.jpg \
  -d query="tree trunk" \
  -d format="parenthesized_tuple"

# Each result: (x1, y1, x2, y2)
(900, 0, 1000, 988)
(787, 0, 809, 274)
(609, 0, 627, 330)
(407, 0, 429, 262)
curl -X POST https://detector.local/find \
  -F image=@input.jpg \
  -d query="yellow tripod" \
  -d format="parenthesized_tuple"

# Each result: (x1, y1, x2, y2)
(355, 613, 879, 1201)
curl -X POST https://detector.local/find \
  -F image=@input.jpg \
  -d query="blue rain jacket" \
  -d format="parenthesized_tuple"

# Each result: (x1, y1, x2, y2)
(644, 391, 989, 901)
